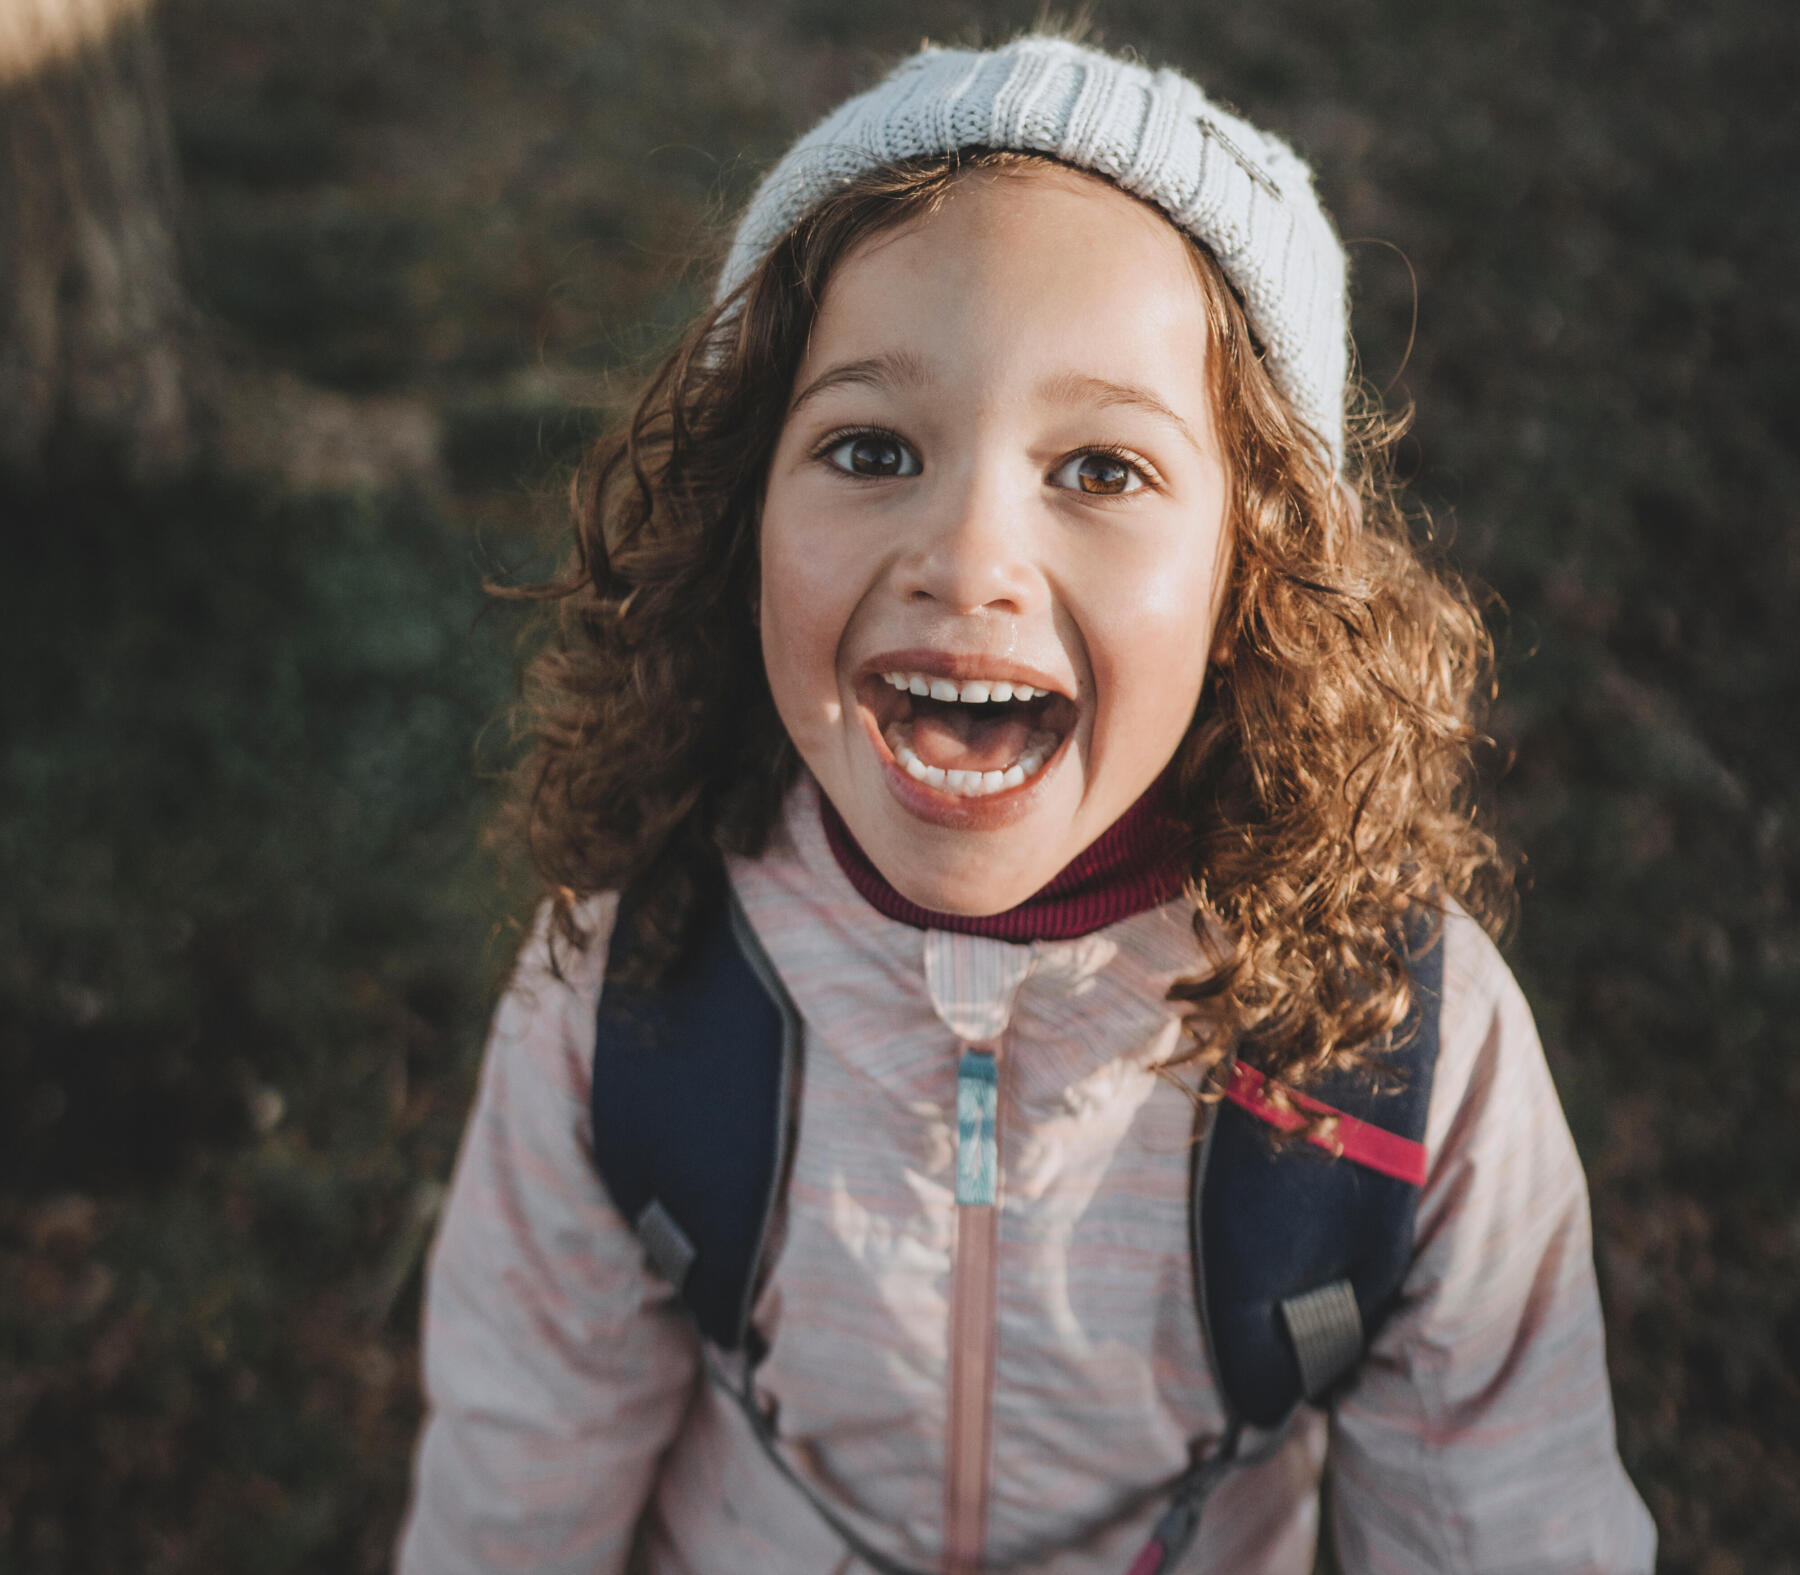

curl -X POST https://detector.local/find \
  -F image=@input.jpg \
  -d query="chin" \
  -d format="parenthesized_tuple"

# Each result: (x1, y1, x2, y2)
(864, 827, 1061, 917)
(890, 874, 1028, 918)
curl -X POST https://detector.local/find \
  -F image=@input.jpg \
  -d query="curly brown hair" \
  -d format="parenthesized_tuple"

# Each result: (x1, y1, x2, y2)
(496, 148, 1512, 1101)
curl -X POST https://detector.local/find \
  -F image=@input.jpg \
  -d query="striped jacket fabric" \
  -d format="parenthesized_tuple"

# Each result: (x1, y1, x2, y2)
(398, 778, 1656, 1573)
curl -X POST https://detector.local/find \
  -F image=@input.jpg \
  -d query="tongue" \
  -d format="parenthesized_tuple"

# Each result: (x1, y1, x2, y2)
(911, 709, 1033, 773)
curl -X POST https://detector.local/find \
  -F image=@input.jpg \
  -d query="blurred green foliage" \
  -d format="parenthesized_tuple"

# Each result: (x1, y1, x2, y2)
(2, 0, 1796, 1570)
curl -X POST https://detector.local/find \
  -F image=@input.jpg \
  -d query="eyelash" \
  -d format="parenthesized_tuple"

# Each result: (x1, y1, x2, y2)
(811, 427, 917, 478)
(811, 428, 1163, 495)
(1058, 443, 1163, 496)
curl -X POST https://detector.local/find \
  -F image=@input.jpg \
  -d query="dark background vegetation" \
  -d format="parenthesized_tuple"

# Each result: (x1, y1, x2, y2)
(2, 0, 1795, 1569)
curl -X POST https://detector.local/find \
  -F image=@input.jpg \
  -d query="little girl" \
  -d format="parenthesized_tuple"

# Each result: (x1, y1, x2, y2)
(399, 35, 1655, 1575)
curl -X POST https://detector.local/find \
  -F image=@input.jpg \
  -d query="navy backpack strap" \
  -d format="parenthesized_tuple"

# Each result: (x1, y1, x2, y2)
(589, 880, 801, 1353)
(1193, 914, 1447, 1431)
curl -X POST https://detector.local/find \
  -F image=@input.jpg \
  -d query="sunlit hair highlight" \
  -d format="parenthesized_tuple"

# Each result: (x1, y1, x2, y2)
(495, 148, 1512, 1101)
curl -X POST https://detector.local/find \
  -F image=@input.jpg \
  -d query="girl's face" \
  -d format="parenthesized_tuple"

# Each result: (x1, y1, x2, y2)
(760, 166, 1232, 915)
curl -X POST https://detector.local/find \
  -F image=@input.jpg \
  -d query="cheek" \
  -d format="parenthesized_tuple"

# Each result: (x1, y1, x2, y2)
(758, 502, 857, 724)
(1083, 529, 1229, 735)
(1089, 606, 1213, 748)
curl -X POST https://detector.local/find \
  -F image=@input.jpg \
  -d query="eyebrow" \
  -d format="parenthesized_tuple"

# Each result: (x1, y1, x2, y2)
(787, 350, 934, 417)
(786, 357, 1206, 453)
(1037, 371, 1204, 452)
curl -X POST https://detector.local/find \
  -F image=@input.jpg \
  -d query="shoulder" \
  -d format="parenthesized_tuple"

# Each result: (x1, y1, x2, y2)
(509, 890, 619, 999)
(1430, 900, 1520, 1054)
(483, 892, 620, 1114)
(1418, 901, 1589, 1231)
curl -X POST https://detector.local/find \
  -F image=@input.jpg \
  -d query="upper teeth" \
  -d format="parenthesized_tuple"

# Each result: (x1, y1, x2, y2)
(881, 671, 1044, 703)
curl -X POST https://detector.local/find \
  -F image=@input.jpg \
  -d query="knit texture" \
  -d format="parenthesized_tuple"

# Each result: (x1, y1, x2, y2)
(716, 35, 1352, 468)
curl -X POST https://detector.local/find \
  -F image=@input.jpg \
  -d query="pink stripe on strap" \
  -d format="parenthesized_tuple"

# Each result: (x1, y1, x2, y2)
(1124, 1540, 1168, 1575)
(1223, 1063, 1428, 1186)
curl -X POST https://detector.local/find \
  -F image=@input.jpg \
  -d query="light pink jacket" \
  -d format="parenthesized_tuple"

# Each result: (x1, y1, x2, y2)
(398, 780, 1655, 1574)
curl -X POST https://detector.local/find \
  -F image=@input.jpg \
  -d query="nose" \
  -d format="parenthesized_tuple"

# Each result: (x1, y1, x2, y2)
(890, 472, 1037, 617)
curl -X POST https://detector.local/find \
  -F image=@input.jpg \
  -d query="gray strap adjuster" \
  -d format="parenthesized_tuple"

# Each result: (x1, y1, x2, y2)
(635, 1199, 697, 1292)
(1278, 1278, 1364, 1400)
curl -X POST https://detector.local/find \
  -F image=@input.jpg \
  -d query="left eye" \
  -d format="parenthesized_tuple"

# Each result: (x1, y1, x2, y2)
(1050, 451, 1147, 496)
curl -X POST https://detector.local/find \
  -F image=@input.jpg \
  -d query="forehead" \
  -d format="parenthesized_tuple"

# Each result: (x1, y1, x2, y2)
(801, 165, 1217, 408)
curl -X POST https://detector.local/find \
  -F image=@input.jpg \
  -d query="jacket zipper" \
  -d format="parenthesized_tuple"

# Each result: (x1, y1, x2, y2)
(945, 1041, 1002, 1573)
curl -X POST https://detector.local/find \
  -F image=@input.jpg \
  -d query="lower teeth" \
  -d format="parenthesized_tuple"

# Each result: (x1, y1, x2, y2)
(891, 729, 1057, 796)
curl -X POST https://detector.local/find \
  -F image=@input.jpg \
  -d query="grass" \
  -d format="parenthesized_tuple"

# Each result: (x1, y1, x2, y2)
(0, 472, 521, 1571)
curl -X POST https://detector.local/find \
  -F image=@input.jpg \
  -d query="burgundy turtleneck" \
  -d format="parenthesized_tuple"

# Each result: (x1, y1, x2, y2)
(818, 776, 1190, 942)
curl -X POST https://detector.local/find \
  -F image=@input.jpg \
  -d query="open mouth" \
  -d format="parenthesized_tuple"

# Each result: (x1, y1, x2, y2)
(860, 665, 1078, 799)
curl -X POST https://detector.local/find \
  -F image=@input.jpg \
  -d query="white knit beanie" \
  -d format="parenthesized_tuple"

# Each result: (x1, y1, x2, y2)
(717, 35, 1351, 470)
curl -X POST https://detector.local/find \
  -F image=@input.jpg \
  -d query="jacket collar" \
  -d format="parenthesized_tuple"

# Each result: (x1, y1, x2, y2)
(729, 778, 1219, 1112)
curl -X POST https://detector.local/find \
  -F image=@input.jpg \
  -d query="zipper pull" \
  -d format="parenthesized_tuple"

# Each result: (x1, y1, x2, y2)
(955, 1048, 998, 1206)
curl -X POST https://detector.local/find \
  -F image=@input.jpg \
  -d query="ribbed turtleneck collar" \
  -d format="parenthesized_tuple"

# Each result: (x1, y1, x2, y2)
(818, 775, 1189, 942)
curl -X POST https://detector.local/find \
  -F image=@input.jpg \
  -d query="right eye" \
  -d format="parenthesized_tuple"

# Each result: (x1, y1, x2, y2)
(821, 431, 921, 478)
